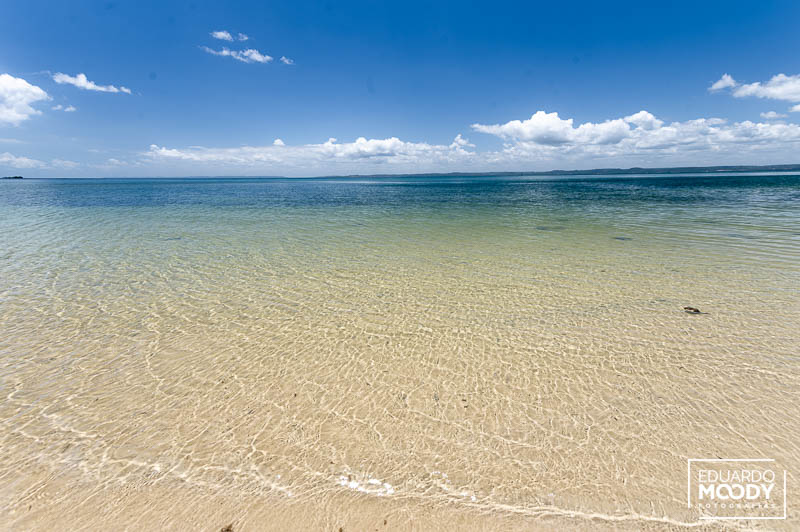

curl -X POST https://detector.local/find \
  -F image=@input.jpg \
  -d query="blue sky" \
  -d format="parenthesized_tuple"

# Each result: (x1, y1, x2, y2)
(2, 0, 800, 176)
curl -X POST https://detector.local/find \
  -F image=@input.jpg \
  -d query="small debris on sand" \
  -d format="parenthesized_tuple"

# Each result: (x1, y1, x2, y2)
(683, 306, 701, 314)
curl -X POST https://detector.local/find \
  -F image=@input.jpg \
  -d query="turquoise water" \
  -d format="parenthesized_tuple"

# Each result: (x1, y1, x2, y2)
(1, 173, 799, 530)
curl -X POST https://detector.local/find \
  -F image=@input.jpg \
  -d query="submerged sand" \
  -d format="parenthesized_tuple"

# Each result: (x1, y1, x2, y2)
(1, 176, 798, 530)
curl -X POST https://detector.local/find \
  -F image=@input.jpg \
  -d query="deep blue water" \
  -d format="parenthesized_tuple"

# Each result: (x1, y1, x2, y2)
(2, 173, 799, 209)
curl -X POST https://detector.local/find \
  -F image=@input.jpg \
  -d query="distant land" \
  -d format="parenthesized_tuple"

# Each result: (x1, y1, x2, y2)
(334, 163, 800, 179)
(6, 164, 800, 180)
(1, 175, 23, 179)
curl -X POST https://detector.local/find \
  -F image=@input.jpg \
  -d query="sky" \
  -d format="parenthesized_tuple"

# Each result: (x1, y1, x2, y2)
(1, 0, 800, 177)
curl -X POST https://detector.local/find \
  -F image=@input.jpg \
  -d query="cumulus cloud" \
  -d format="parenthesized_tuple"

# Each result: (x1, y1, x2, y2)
(709, 74, 737, 91)
(760, 111, 786, 120)
(201, 46, 273, 64)
(53, 73, 131, 94)
(211, 30, 233, 41)
(711, 73, 800, 113)
(733, 74, 800, 103)
(142, 108, 800, 175)
(0, 73, 50, 125)
(0, 151, 45, 168)
(237, 33, 249, 41)
(472, 110, 638, 146)
(146, 135, 475, 169)
(471, 110, 800, 161)
(450, 134, 475, 149)
(280, 56, 294, 65)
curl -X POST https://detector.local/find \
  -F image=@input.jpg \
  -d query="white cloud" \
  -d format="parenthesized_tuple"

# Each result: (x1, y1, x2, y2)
(211, 30, 234, 41)
(760, 111, 786, 120)
(53, 73, 131, 94)
(709, 73, 737, 91)
(239, 49, 272, 63)
(52, 104, 77, 112)
(0, 151, 44, 168)
(733, 74, 800, 103)
(450, 133, 475, 149)
(201, 46, 273, 64)
(471, 110, 800, 161)
(624, 110, 664, 130)
(0, 73, 50, 125)
(237, 33, 249, 41)
(146, 135, 475, 169)
(280, 56, 294, 65)
(51, 158, 79, 168)
(141, 108, 800, 175)
(471, 110, 635, 146)
(712, 73, 800, 113)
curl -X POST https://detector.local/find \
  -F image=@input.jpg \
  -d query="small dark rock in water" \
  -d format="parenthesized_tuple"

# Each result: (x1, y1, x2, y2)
(536, 226, 565, 231)
(683, 306, 701, 314)
(613, 236, 632, 241)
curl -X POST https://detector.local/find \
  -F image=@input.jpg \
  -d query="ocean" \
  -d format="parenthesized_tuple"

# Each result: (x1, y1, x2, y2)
(1, 173, 798, 530)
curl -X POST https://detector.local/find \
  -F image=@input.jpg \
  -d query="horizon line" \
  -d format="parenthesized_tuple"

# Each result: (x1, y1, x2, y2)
(9, 162, 800, 180)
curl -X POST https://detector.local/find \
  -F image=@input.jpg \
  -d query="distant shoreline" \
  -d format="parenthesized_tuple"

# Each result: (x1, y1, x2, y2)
(10, 163, 800, 180)
(339, 163, 800, 179)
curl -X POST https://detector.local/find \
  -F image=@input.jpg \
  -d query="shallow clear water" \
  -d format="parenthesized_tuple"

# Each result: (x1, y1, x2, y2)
(1, 174, 799, 530)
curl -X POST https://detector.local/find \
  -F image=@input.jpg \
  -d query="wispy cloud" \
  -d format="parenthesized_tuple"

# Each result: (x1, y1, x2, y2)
(52, 104, 77, 112)
(0, 151, 45, 168)
(211, 30, 249, 42)
(760, 111, 787, 120)
(51, 158, 79, 168)
(53, 72, 131, 94)
(201, 46, 273, 64)
(0, 151, 85, 169)
(211, 30, 233, 41)
(280, 56, 294, 65)
(0, 73, 49, 125)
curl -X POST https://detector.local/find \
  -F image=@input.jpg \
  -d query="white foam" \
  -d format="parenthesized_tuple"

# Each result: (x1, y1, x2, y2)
(337, 474, 395, 496)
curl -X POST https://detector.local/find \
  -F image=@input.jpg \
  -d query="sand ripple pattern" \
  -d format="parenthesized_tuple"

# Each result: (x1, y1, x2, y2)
(0, 174, 799, 530)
